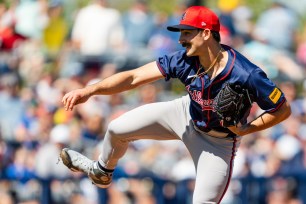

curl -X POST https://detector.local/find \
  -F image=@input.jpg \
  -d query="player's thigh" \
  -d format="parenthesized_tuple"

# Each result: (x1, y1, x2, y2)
(107, 96, 190, 141)
(184, 133, 240, 204)
(192, 151, 231, 204)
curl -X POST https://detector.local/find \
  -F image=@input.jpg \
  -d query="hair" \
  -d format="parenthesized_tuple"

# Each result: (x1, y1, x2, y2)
(211, 31, 221, 43)
(198, 29, 221, 43)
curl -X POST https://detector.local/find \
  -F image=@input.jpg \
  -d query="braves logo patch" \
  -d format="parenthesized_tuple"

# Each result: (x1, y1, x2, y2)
(269, 87, 281, 104)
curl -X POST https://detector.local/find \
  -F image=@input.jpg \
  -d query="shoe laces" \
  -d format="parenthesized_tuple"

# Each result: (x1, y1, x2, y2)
(75, 154, 93, 172)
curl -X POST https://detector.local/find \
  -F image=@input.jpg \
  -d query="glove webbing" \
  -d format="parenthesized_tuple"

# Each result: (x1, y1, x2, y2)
(214, 83, 252, 127)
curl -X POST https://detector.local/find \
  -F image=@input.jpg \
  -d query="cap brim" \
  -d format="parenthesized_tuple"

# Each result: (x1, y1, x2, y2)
(167, 24, 198, 32)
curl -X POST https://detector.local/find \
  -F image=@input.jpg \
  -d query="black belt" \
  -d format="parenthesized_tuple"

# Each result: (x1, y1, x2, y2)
(196, 125, 212, 133)
(194, 123, 235, 138)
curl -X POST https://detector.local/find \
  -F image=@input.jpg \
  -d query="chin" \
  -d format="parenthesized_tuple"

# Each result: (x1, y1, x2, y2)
(186, 51, 196, 57)
(185, 48, 197, 57)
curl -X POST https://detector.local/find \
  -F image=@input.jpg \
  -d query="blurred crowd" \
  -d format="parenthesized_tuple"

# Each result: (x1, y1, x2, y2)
(0, 0, 306, 203)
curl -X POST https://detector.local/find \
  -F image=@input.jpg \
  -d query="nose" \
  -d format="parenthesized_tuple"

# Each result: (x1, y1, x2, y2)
(178, 34, 185, 44)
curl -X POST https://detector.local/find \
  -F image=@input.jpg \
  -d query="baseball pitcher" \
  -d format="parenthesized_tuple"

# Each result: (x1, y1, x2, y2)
(60, 6, 291, 204)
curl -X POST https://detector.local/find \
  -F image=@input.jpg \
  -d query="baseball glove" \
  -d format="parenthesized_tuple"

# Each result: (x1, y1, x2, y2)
(213, 83, 253, 127)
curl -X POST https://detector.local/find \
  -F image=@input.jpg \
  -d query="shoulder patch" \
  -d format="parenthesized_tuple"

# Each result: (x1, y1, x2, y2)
(269, 88, 281, 104)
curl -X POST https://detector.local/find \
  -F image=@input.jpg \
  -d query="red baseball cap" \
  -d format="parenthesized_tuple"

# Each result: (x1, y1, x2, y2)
(167, 6, 220, 32)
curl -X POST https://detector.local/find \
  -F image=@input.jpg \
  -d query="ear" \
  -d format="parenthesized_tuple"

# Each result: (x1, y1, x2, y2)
(201, 29, 211, 40)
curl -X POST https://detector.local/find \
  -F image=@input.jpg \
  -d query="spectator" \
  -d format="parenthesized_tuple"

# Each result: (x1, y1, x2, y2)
(217, 0, 238, 40)
(14, 0, 48, 40)
(71, 0, 124, 71)
(231, 4, 253, 44)
(42, 0, 68, 59)
(252, 0, 300, 51)
(0, 191, 14, 204)
(0, 1, 27, 52)
(296, 24, 306, 68)
(3, 145, 40, 203)
(5, 147, 36, 183)
(240, 37, 304, 81)
(274, 0, 306, 18)
(165, 4, 187, 51)
(0, 73, 25, 143)
(148, 12, 178, 57)
(122, 0, 154, 50)
(35, 124, 72, 179)
(266, 177, 302, 204)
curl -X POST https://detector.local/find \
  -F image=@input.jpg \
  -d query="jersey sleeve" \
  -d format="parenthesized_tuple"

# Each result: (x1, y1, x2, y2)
(248, 69, 286, 112)
(156, 50, 189, 81)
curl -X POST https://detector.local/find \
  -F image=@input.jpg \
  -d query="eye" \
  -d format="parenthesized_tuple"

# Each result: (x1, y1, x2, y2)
(181, 30, 192, 36)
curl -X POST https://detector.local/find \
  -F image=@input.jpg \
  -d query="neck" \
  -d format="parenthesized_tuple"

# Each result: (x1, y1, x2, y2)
(199, 44, 222, 73)
(199, 44, 223, 70)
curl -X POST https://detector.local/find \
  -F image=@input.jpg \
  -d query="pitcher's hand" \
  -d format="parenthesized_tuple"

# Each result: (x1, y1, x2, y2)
(62, 88, 91, 111)
(227, 123, 249, 136)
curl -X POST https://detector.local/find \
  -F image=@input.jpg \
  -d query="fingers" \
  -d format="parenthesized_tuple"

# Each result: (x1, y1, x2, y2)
(227, 126, 239, 135)
(62, 92, 76, 111)
(62, 94, 70, 111)
(228, 124, 247, 136)
(62, 88, 89, 111)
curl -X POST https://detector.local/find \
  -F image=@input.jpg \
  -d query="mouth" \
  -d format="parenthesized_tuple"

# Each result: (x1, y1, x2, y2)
(182, 42, 190, 47)
(182, 43, 191, 51)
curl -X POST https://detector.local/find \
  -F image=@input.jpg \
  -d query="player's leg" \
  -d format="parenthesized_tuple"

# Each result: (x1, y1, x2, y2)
(98, 95, 191, 169)
(182, 131, 241, 204)
(61, 95, 191, 188)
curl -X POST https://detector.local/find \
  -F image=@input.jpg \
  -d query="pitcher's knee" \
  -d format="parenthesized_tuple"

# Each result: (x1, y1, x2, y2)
(107, 118, 130, 141)
(107, 119, 120, 136)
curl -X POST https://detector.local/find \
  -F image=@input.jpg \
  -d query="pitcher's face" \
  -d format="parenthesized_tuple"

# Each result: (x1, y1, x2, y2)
(179, 29, 206, 57)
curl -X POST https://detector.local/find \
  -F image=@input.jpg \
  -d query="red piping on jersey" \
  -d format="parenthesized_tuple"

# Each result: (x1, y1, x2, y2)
(206, 48, 236, 126)
(156, 61, 167, 77)
(212, 48, 236, 85)
(218, 136, 237, 204)
(199, 61, 211, 127)
(201, 77, 205, 100)
(206, 84, 212, 124)
(196, 60, 204, 106)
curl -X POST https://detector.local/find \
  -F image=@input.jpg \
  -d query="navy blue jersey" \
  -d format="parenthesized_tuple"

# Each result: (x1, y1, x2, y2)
(156, 45, 286, 132)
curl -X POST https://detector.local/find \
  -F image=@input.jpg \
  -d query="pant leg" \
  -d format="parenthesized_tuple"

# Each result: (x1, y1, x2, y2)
(99, 94, 241, 204)
(99, 95, 191, 169)
(182, 128, 241, 204)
